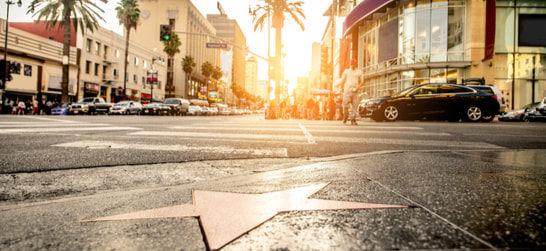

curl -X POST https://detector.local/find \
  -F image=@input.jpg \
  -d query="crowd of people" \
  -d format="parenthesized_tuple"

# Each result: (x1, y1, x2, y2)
(2, 97, 60, 115)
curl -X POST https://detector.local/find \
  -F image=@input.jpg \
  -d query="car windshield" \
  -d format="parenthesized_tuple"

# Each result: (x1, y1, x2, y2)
(114, 102, 130, 107)
(61, 103, 71, 108)
(77, 98, 95, 103)
(164, 99, 177, 104)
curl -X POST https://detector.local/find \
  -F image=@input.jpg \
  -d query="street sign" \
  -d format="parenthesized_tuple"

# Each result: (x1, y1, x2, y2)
(206, 43, 227, 49)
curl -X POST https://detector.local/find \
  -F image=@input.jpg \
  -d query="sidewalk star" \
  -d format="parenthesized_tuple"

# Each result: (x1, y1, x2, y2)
(82, 183, 407, 250)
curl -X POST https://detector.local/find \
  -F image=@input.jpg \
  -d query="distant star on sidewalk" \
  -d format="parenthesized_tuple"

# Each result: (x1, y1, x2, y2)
(82, 183, 407, 250)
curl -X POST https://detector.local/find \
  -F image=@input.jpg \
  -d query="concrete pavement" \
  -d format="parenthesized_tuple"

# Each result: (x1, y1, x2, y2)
(1, 149, 544, 250)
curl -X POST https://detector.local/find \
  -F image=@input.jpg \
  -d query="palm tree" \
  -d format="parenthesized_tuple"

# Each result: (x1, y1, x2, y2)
(250, 0, 305, 113)
(115, 0, 140, 101)
(163, 33, 181, 98)
(182, 55, 196, 99)
(28, 0, 107, 103)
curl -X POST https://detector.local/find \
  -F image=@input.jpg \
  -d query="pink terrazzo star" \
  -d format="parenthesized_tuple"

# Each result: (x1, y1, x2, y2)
(83, 183, 407, 250)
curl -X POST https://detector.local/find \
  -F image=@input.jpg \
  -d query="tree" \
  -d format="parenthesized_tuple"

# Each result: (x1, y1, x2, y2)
(250, 0, 305, 112)
(163, 32, 181, 98)
(182, 55, 196, 99)
(212, 65, 223, 81)
(28, 0, 107, 103)
(115, 0, 140, 101)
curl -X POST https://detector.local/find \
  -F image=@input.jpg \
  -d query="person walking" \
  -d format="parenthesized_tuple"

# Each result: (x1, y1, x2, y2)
(338, 59, 363, 125)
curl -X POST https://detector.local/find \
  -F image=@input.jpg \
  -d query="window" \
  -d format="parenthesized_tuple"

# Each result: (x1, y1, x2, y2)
(85, 61, 91, 74)
(95, 42, 101, 56)
(86, 39, 92, 53)
(104, 45, 109, 60)
(134, 57, 139, 66)
(133, 74, 137, 84)
(94, 63, 100, 76)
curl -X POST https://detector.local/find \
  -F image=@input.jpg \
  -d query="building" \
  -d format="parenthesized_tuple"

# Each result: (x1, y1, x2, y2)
(132, 0, 217, 100)
(2, 20, 166, 105)
(245, 56, 258, 96)
(338, 0, 545, 110)
(207, 12, 247, 91)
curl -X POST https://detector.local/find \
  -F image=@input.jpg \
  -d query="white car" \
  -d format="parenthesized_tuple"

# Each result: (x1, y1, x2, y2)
(109, 101, 142, 115)
(187, 105, 202, 116)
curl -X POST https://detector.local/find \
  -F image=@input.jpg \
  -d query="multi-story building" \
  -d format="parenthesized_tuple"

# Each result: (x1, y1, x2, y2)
(3, 21, 166, 105)
(131, 0, 217, 100)
(0, 19, 78, 106)
(245, 56, 258, 96)
(338, 0, 545, 110)
(207, 13, 247, 90)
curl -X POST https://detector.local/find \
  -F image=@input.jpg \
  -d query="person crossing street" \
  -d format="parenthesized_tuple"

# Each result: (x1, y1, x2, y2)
(338, 59, 363, 125)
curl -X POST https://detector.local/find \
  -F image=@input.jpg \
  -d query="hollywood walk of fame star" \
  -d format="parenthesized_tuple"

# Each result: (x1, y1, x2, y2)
(82, 183, 407, 250)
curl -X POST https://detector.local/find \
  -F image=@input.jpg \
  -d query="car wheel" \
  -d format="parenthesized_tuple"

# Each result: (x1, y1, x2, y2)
(465, 105, 483, 122)
(383, 105, 399, 121)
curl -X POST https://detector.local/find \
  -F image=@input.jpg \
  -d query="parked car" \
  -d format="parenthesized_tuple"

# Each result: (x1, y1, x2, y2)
(364, 83, 500, 122)
(522, 97, 546, 122)
(70, 97, 112, 115)
(142, 103, 171, 115)
(499, 102, 539, 121)
(209, 107, 219, 116)
(109, 101, 142, 115)
(163, 98, 190, 116)
(200, 106, 212, 116)
(187, 104, 202, 116)
(50, 102, 72, 115)
(220, 107, 231, 115)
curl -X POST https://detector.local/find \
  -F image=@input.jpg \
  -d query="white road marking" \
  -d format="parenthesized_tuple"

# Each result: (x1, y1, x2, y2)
(299, 123, 316, 144)
(0, 127, 141, 134)
(129, 131, 307, 142)
(53, 140, 288, 157)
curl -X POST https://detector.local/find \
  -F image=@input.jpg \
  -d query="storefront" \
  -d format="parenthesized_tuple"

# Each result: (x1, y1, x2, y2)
(342, 0, 546, 109)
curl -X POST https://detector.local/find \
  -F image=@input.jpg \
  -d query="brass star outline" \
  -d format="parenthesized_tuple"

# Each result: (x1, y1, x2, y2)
(82, 183, 407, 250)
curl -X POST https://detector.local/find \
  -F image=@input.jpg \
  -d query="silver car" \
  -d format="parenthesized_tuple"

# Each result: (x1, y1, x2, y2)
(109, 101, 142, 115)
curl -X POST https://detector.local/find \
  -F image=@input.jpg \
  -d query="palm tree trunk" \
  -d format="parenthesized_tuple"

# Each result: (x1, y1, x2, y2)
(123, 27, 130, 101)
(61, 5, 71, 103)
(274, 26, 282, 117)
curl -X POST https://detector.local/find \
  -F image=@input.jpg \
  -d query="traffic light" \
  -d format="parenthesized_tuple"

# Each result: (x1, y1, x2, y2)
(160, 25, 172, 41)
(320, 45, 329, 74)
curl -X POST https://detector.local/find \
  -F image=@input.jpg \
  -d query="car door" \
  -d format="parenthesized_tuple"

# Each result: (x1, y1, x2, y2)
(407, 84, 442, 119)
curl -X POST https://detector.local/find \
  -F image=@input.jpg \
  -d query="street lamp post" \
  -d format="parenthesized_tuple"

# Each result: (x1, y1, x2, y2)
(1, 0, 22, 113)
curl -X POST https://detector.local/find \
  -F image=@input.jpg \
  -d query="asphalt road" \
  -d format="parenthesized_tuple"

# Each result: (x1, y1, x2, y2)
(0, 114, 545, 250)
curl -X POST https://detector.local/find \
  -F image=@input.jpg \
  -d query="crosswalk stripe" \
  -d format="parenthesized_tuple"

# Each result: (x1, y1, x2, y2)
(130, 130, 503, 149)
(53, 140, 288, 157)
(0, 127, 141, 134)
(170, 126, 451, 136)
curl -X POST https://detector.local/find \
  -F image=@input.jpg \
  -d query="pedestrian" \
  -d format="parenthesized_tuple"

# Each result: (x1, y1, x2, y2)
(32, 97, 39, 115)
(338, 58, 364, 125)
(328, 96, 336, 120)
(3, 97, 9, 114)
(45, 100, 52, 115)
(11, 98, 16, 115)
(17, 98, 26, 115)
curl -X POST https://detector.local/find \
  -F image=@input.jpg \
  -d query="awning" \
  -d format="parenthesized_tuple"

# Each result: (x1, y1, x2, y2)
(343, 0, 395, 36)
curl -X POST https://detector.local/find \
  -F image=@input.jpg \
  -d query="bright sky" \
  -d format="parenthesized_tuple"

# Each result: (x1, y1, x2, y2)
(1, 0, 332, 88)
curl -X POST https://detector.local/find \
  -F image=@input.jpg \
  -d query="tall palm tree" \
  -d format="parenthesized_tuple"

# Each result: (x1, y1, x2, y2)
(200, 61, 214, 100)
(182, 55, 196, 99)
(250, 0, 305, 112)
(115, 0, 140, 101)
(28, 0, 107, 103)
(163, 33, 181, 98)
